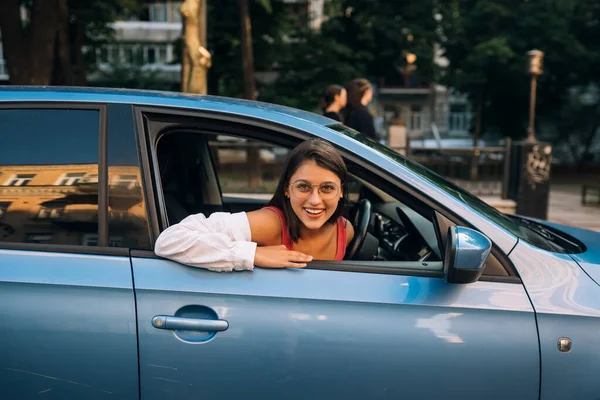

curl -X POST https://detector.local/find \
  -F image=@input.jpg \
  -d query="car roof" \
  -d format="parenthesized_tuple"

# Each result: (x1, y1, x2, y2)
(0, 86, 336, 127)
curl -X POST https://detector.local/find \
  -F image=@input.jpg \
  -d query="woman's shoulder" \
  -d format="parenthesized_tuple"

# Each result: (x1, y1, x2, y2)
(356, 106, 373, 118)
(247, 207, 283, 245)
(339, 216, 355, 244)
(323, 111, 341, 121)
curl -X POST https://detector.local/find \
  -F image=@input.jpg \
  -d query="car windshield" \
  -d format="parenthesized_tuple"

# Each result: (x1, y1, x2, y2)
(330, 124, 573, 253)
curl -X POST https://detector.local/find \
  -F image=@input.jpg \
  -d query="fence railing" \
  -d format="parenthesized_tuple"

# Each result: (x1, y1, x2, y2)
(209, 138, 512, 199)
(94, 43, 176, 66)
(396, 138, 512, 198)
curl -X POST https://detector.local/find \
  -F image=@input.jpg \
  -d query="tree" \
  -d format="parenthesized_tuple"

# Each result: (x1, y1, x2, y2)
(205, 0, 291, 98)
(558, 0, 600, 163)
(90, 56, 176, 92)
(258, 26, 362, 110)
(257, 0, 438, 111)
(0, 0, 136, 85)
(324, 0, 438, 88)
(180, 0, 211, 94)
(0, 0, 62, 84)
(237, 0, 256, 101)
(438, 0, 588, 139)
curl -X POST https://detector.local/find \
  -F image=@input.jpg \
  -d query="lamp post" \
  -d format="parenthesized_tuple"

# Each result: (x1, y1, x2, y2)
(526, 49, 544, 143)
(399, 52, 417, 88)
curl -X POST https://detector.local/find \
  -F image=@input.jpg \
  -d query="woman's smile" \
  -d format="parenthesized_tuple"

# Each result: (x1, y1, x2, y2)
(287, 159, 342, 230)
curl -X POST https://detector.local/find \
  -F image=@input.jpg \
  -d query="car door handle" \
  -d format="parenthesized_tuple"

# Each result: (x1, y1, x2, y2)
(151, 315, 229, 332)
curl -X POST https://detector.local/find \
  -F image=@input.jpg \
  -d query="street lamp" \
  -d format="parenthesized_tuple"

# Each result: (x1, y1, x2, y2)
(526, 49, 544, 143)
(399, 52, 417, 88)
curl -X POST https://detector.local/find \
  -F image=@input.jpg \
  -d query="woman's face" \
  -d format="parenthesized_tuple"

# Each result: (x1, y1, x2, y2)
(285, 159, 342, 231)
(336, 89, 347, 108)
(361, 87, 373, 106)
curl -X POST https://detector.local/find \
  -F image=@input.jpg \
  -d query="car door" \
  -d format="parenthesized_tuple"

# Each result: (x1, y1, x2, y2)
(131, 110, 540, 399)
(0, 104, 139, 399)
(132, 259, 540, 399)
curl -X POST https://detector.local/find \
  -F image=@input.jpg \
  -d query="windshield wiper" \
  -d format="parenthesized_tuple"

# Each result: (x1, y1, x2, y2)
(509, 216, 585, 253)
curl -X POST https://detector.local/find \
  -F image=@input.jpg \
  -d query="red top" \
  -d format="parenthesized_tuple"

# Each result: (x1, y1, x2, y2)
(263, 206, 347, 260)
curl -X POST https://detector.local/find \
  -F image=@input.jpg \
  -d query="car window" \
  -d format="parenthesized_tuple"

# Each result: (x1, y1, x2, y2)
(107, 104, 151, 250)
(210, 135, 289, 201)
(0, 108, 100, 246)
(178, 133, 444, 269)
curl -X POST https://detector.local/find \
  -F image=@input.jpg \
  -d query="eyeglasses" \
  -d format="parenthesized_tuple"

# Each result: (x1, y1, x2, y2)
(289, 180, 340, 200)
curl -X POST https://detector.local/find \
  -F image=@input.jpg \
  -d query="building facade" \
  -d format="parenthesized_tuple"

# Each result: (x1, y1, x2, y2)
(0, 163, 148, 248)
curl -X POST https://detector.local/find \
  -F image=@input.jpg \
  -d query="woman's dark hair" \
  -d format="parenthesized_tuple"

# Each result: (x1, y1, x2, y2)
(269, 139, 348, 242)
(345, 78, 372, 110)
(321, 85, 344, 111)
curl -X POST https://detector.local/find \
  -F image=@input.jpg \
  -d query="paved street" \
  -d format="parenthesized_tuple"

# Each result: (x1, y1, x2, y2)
(548, 184, 600, 232)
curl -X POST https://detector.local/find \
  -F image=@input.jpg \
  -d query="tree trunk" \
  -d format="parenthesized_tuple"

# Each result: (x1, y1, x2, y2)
(0, 0, 62, 85)
(180, 0, 210, 94)
(237, 0, 259, 189)
(71, 21, 88, 86)
(238, 0, 256, 101)
(52, 0, 74, 85)
(0, 0, 28, 84)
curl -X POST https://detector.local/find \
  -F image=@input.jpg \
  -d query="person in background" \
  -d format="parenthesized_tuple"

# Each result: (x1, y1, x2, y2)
(342, 78, 377, 140)
(321, 85, 347, 122)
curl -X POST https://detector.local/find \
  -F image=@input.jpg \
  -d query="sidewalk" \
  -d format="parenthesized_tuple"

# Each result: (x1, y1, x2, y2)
(547, 184, 600, 232)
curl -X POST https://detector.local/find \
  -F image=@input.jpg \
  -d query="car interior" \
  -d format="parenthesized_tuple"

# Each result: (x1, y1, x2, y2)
(150, 115, 508, 275)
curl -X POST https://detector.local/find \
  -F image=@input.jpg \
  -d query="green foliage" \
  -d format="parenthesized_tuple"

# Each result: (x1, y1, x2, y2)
(438, 0, 599, 138)
(258, 26, 363, 110)
(72, 0, 141, 70)
(90, 57, 178, 92)
(247, 0, 438, 110)
(206, 0, 293, 98)
(324, 0, 438, 87)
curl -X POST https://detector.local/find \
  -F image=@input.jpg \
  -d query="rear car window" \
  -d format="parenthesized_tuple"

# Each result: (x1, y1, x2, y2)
(0, 108, 100, 246)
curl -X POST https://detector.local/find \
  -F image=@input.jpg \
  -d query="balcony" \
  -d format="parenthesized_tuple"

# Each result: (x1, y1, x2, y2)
(387, 109, 472, 138)
(90, 42, 180, 82)
(108, 20, 182, 43)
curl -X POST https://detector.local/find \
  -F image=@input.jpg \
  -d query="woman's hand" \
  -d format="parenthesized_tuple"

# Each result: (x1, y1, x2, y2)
(254, 245, 313, 269)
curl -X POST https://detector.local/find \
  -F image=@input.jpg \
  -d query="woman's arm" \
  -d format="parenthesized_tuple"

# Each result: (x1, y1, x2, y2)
(154, 212, 256, 272)
(154, 209, 312, 271)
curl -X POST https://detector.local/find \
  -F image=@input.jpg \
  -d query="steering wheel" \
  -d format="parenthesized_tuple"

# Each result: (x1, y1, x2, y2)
(395, 206, 430, 259)
(345, 199, 372, 260)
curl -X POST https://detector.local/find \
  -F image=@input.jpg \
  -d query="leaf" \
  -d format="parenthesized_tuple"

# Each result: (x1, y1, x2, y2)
(257, 0, 272, 14)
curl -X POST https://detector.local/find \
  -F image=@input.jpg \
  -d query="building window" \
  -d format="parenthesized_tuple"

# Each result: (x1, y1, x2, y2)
(80, 173, 98, 184)
(409, 105, 423, 131)
(149, 1, 183, 23)
(56, 172, 87, 186)
(83, 234, 98, 246)
(147, 47, 156, 64)
(0, 202, 10, 220)
(448, 104, 470, 133)
(110, 210, 131, 221)
(83, 234, 124, 247)
(25, 233, 53, 244)
(37, 206, 64, 220)
(4, 174, 36, 186)
(112, 175, 138, 189)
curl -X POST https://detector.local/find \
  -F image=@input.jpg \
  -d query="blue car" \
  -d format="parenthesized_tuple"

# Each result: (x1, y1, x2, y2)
(1, 87, 599, 399)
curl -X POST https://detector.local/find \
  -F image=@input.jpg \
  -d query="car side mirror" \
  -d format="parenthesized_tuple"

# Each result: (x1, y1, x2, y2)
(444, 226, 492, 284)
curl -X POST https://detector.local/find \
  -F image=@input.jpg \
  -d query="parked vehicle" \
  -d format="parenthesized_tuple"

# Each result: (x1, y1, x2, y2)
(1, 87, 599, 399)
